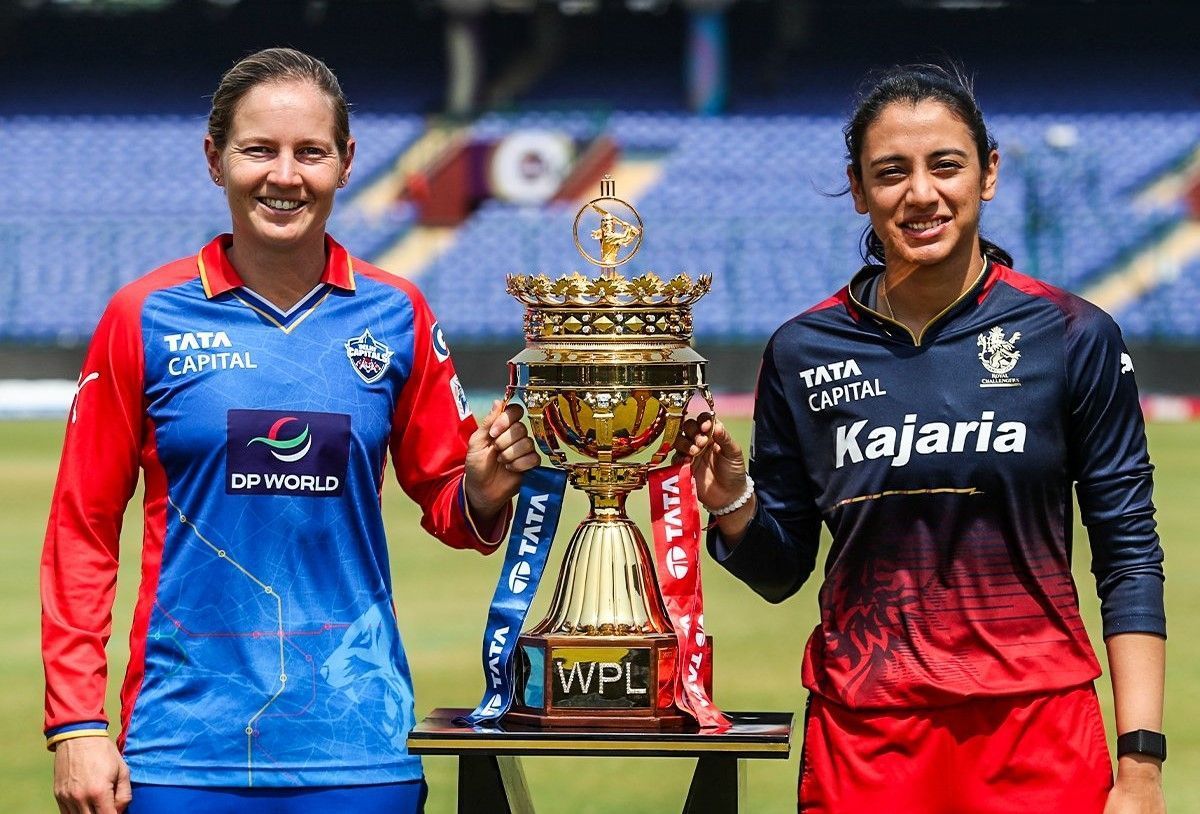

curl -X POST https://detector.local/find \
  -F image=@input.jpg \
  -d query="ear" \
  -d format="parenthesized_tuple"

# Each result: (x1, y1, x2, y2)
(338, 137, 357, 188)
(203, 135, 223, 186)
(847, 165, 868, 215)
(980, 149, 999, 202)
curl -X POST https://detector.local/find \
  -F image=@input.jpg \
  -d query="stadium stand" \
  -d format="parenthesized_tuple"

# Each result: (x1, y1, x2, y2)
(420, 110, 1197, 341)
(2, 108, 1196, 343)
(1115, 256, 1200, 341)
(0, 113, 424, 342)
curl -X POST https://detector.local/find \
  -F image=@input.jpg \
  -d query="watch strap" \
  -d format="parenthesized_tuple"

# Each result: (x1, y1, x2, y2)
(1116, 729, 1167, 761)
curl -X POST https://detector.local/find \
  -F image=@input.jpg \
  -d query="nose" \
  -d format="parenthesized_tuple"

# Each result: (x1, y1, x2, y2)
(267, 154, 303, 187)
(906, 167, 938, 207)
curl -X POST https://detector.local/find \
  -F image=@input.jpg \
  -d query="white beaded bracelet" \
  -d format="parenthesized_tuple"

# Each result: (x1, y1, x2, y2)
(706, 476, 755, 516)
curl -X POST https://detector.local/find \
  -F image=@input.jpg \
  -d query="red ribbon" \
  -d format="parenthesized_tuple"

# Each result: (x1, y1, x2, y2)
(649, 462, 730, 730)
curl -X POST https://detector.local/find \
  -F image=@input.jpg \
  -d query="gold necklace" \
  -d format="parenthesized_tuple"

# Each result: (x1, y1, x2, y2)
(879, 281, 897, 321)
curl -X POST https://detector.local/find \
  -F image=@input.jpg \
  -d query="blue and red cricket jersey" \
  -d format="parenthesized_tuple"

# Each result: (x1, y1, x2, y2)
(42, 234, 503, 786)
(711, 261, 1165, 709)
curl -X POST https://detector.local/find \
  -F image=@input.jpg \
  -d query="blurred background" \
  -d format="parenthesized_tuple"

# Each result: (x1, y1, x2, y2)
(2, 0, 1199, 397)
(1, 0, 1197, 811)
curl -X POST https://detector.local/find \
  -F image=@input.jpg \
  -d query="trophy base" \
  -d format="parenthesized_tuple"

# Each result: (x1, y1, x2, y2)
(505, 632, 688, 730)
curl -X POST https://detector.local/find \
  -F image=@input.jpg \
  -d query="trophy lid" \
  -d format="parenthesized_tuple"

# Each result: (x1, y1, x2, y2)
(507, 175, 710, 344)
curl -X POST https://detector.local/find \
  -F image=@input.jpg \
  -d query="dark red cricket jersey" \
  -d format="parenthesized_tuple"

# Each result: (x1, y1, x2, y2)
(710, 261, 1165, 709)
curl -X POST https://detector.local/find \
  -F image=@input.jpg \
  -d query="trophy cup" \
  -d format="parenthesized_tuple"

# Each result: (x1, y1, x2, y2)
(504, 176, 712, 729)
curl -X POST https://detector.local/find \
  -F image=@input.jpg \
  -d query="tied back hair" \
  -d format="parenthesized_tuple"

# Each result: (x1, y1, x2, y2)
(208, 47, 352, 158)
(843, 63, 1012, 268)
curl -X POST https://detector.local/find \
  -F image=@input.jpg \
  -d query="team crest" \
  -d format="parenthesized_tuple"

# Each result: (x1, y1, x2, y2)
(344, 329, 394, 384)
(977, 326, 1022, 388)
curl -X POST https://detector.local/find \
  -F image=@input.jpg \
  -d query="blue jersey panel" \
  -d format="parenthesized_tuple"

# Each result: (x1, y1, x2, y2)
(126, 275, 426, 785)
(128, 780, 426, 814)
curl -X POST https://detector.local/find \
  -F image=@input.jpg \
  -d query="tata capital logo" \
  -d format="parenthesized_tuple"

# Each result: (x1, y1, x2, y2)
(666, 545, 689, 579)
(163, 330, 255, 377)
(508, 561, 532, 593)
(247, 417, 312, 462)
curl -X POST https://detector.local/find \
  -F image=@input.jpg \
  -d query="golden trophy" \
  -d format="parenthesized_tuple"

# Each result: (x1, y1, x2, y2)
(504, 176, 712, 728)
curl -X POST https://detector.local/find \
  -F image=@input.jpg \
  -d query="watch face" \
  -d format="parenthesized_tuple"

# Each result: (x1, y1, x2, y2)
(1117, 729, 1167, 761)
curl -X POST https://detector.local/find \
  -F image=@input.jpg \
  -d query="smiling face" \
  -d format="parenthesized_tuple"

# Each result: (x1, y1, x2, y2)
(205, 79, 354, 255)
(848, 99, 998, 275)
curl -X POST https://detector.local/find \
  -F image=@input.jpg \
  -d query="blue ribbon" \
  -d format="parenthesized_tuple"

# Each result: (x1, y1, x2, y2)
(456, 466, 567, 727)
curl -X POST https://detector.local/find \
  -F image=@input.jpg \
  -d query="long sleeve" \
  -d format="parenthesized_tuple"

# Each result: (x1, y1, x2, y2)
(707, 333, 823, 603)
(42, 289, 146, 747)
(1066, 304, 1165, 638)
(388, 283, 506, 551)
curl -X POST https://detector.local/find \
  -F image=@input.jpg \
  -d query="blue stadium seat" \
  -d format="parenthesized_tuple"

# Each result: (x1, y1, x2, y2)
(1, 108, 1195, 343)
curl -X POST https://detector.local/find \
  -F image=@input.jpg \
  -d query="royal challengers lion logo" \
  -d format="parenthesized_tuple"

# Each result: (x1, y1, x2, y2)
(977, 326, 1022, 387)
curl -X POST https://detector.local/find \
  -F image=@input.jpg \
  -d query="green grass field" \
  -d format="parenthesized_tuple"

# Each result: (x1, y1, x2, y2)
(2, 419, 1196, 812)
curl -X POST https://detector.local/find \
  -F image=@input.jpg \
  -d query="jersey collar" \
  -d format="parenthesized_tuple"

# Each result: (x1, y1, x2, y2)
(196, 233, 356, 299)
(847, 257, 998, 347)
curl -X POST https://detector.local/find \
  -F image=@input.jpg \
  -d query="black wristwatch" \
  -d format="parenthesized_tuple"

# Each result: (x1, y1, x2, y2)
(1116, 729, 1167, 762)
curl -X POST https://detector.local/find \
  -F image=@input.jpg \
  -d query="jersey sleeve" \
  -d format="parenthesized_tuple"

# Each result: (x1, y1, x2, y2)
(1065, 303, 1165, 639)
(389, 288, 508, 552)
(41, 288, 146, 748)
(707, 331, 823, 603)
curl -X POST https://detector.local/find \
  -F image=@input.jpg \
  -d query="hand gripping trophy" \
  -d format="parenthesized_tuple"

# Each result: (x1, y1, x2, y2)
(501, 176, 720, 729)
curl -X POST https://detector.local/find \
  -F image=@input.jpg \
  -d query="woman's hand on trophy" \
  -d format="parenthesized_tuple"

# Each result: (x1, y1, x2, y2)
(675, 412, 756, 545)
(465, 400, 540, 528)
(675, 412, 747, 505)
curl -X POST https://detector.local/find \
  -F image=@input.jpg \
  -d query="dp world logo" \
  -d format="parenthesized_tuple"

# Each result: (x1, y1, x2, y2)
(508, 561, 532, 594)
(247, 417, 312, 462)
(226, 409, 350, 497)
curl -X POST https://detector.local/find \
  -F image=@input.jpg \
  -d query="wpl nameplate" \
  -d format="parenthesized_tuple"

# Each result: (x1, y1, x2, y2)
(548, 646, 652, 709)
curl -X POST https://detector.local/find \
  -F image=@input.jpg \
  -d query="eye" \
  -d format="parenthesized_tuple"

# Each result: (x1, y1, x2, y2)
(242, 145, 272, 157)
(934, 159, 964, 172)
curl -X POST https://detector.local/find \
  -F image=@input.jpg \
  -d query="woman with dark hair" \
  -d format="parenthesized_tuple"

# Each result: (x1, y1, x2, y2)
(42, 48, 537, 814)
(680, 64, 1166, 812)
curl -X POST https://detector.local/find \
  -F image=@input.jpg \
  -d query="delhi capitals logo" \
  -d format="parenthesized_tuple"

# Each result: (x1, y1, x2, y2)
(977, 326, 1022, 388)
(247, 416, 312, 462)
(345, 328, 394, 384)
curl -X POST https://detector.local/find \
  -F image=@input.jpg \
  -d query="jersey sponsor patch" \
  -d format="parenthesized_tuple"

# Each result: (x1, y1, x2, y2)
(344, 328, 394, 384)
(163, 330, 256, 377)
(834, 411, 1027, 469)
(431, 322, 451, 363)
(450, 375, 471, 419)
(799, 358, 887, 412)
(1120, 352, 1134, 374)
(226, 409, 350, 496)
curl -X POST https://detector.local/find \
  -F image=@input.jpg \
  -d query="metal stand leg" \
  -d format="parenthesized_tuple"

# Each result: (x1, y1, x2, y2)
(458, 755, 535, 814)
(682, 756, 742, 813)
